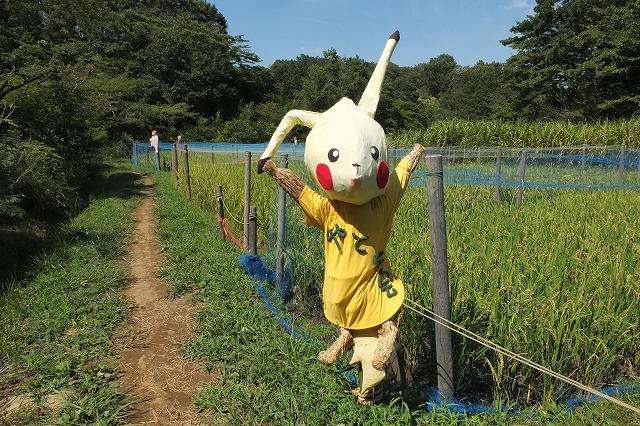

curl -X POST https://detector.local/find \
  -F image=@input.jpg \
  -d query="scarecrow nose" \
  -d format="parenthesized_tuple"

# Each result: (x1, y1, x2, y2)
(352, 163, 361, 173)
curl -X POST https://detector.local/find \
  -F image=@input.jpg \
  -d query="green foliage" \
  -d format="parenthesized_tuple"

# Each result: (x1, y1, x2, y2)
(440, 62, 516, 120)
(0, 164, 140, 425)
(269, 55, 323, 107)
(392, 183, 640, 405)
(267, 50, 515, 131)
(0, 0, 265, 223)
(0, 131, 73, 221)
(219, 103, 276, 143)
(388, 118, 640, 148)
(297, 49, 373, 112)
(416, 54, 458, 100)
(179, 147, 640, 424)
(502, 0, 640, 120)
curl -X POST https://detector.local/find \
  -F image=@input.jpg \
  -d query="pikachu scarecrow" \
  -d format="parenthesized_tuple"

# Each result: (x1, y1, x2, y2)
(258, 31, 426, 405)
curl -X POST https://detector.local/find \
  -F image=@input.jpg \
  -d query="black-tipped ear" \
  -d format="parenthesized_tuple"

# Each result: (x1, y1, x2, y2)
(390, 30, 400, 42)
(257, 157, 270, 174)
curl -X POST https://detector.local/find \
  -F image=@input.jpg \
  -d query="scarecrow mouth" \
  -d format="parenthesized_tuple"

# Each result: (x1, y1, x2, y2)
(350, 177, 362, 190)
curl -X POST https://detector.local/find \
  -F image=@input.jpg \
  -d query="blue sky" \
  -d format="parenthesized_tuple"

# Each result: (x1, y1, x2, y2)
(212, 0, 535, 67)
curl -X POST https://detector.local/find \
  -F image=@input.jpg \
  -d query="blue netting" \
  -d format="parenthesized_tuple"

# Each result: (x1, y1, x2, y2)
(237, 253, 358, 385)
(565, 384, 640, 412)
(192, 141, 640, 416)
(237, 254, 640, 417)
(132, 142, 640, 191)
(237, 253, 294, 301)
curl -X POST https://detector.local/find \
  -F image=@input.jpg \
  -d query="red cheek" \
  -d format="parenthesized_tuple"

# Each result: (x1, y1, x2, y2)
(316, 163, 333, 190)
(377, 161, 389, 189)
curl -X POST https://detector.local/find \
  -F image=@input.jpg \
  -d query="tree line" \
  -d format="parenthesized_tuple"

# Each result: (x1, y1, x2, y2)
(1, 0, 639, 224)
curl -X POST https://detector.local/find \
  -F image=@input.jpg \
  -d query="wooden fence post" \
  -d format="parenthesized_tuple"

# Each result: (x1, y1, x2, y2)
(248, 206, 257, 255)
(172, 142, 178, 173)
(516, 151, 527, 206)
(217, 185, 225, 241)
(184, 144, 192, 201)
(494, 146, 502, 206)
(425, 154, 455, 400)
(244, 151, 252, 249)
(276, 154, 288, 290)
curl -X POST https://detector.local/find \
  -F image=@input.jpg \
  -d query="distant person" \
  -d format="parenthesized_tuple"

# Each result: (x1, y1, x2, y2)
(149, 129, 160, 171)
(177, 135, 183, 145)
(150, 130, 159, 152)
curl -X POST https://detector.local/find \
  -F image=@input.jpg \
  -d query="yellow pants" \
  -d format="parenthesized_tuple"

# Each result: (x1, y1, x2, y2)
(350, 328, 387, 396)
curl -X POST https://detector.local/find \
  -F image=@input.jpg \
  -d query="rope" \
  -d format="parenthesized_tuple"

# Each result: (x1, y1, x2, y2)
(402, 297, 640, 415)
(218, 196, 247, 226)
(216, 194, 248, 249)
(218, 218, 246, 251)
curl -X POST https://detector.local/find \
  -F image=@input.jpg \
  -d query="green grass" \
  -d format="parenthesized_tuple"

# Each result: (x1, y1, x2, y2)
(0, 163, 142, 425)
(394, 184, 640, 403)
(152, 171, 424, 424)
(165, 150, 640, 424)
(387, 118, 640, 148)
(3, 157, 640, 424)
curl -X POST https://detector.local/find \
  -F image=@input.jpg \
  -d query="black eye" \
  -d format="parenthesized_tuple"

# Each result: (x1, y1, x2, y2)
(370, 146, 379, 161)
(328, 148, 339, 162)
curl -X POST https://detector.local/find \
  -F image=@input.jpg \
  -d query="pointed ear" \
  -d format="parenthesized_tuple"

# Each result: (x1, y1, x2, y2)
(358, 31, 400, 118)
(260, 110, 321, 160)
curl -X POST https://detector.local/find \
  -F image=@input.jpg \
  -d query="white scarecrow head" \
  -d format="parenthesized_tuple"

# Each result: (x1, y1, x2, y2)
(259, 31, 400, 205)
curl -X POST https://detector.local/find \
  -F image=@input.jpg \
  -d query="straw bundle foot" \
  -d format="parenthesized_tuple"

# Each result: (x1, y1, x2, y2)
(319, 327, 353, 366)
(371, 320, 398, 371)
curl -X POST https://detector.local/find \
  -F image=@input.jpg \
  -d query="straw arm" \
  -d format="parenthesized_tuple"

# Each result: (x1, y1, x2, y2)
(403, 144, 427, 173)
(262, 159, 306, 200)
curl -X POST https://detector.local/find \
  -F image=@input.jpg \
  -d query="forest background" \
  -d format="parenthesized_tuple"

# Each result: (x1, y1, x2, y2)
(1, 0, 639, 248)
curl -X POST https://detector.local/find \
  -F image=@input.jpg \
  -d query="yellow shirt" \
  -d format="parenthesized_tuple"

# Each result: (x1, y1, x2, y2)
(297, 159, 413, 330)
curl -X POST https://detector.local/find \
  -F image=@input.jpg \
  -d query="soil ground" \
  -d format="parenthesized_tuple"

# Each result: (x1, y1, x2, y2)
(117, 175, 214, 425)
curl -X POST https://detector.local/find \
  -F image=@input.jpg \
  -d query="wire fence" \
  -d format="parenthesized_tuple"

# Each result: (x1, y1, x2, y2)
(131, 141, 640, 415)
(132, 142, 640, 191)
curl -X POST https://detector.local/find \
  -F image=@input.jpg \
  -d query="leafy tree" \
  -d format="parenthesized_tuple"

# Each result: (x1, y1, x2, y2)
(502, 0, 640, 119)
(440, 62, 516, 120)
(269, 55, 323, 108)
(297, 49, 372, 112)
(0, 0, 269, 223)
(220, 103, 274, 143)
(0, 130, 75, 221)
(417, 54, 458, 100)
(297, 49, 343, 111)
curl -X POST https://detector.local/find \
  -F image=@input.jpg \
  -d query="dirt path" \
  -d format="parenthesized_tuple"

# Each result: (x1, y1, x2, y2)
(118, 175, 213, 425)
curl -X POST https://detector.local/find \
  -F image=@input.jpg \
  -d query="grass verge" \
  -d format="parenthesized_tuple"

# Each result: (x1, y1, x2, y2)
(152, 169, 640, 425)
(0, 163, 143, 425)
(2, 161, 639, 425)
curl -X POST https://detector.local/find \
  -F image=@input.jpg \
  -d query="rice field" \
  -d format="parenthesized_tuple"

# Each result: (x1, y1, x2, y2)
(166, 144, 640, 411)
(388, 118, 640, 149)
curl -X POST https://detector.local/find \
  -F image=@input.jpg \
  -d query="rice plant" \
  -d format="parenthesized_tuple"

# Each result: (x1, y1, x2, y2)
(175, 140, 640, 412)
(387, 118, 640, 149)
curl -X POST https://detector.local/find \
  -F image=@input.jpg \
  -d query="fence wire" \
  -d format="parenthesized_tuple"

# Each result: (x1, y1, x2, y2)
(132, 142, 640, 191)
